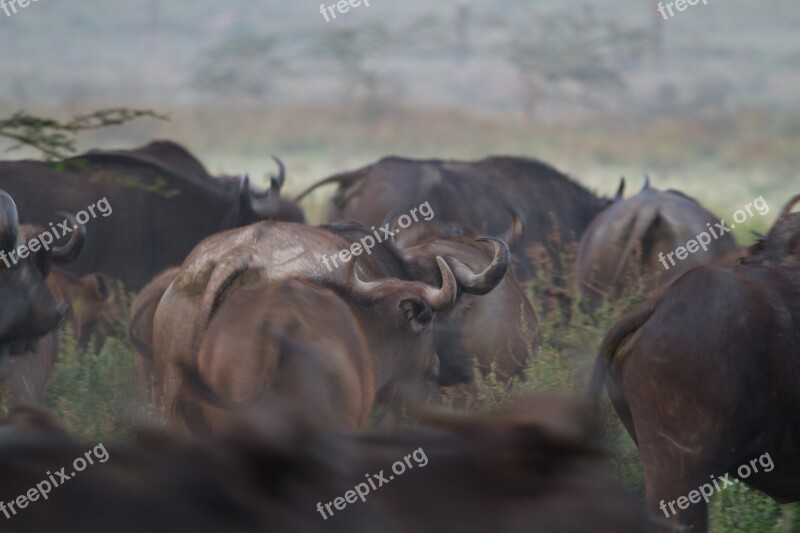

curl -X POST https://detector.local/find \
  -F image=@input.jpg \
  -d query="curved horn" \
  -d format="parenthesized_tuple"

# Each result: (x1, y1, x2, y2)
(499, 205, 525, 249)
(238, 173, 270, 218)
(615, 177, 625, 201)
(642, 173, 651, 192)
(422, 257, 458, 311)
(348, 256, 457, 312)
(447, 237, 510, 295)
(270, 156, 285, 189)
(0, 191, 20, 253)
(780, 194, 800, 217)
(51, 211, 86, 263)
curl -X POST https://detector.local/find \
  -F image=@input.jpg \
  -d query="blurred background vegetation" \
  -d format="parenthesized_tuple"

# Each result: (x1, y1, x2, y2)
(0, 0, 797, 222)
(2, 1, 798, 531)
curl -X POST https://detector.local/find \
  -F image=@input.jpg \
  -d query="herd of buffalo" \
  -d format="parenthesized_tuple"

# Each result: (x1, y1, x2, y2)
(0, 139, 797, 531)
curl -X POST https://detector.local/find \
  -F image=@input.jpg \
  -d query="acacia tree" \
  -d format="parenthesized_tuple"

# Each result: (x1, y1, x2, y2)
(0, 108, 166, 160)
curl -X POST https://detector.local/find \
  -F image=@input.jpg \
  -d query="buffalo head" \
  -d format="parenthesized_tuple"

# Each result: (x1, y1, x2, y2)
(397, 229, 539, 386)
(0, 192, 85, 356)
(338, 254, 457, 385)
(229, 157, 306, 226)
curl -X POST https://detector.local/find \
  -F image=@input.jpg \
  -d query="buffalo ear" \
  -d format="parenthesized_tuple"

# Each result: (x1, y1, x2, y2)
(398, 298, 433, 335)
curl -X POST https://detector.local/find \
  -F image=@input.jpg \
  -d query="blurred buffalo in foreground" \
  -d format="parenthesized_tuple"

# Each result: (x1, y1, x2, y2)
(576, 179, 739, 307)
(0, 394, 654, 532)
(589, 194, 800, 531)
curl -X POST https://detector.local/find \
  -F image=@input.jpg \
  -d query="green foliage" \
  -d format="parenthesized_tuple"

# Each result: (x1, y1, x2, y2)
(43, 325, 149, 443)
(710, 484, 800, 533)
(0, 108, 167, 160)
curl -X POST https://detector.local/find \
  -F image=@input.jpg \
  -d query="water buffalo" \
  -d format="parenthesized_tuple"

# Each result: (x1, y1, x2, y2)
(295, 155, 614, 282)
(576, 180, 738, 307)
(129, 267, 180, 398)
(179, 279, 375, 434)
(0, 194, 84, 357)
(153, 221, 458, 433)
(0, 143, 302, 290)
(588, 195, 800, 531)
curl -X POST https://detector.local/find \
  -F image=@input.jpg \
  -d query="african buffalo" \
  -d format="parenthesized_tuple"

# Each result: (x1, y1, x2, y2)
(47, 269, 124, 346)
(89, 140, 305, 223)
(0, 394, 653, 532)
(179, 279, 375, 434)
(0, 193, 84, 357)
(89, 139, 223, 183)
(0, 142, 302, 290)
(153, 221, 458, 433)
(295, 155, 615, 282)
(1, 268, 123, 409)
(0, 203, 86, 409)
(390, 218, 540, 385)
(0, 335, 57, 409)
(588, 195, 800, 531)
(129, 267, 180, 398)
(577, 179, 738, 307)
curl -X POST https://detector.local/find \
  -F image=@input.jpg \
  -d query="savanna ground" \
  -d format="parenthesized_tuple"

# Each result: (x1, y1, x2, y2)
(2, 0, 799, 530)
